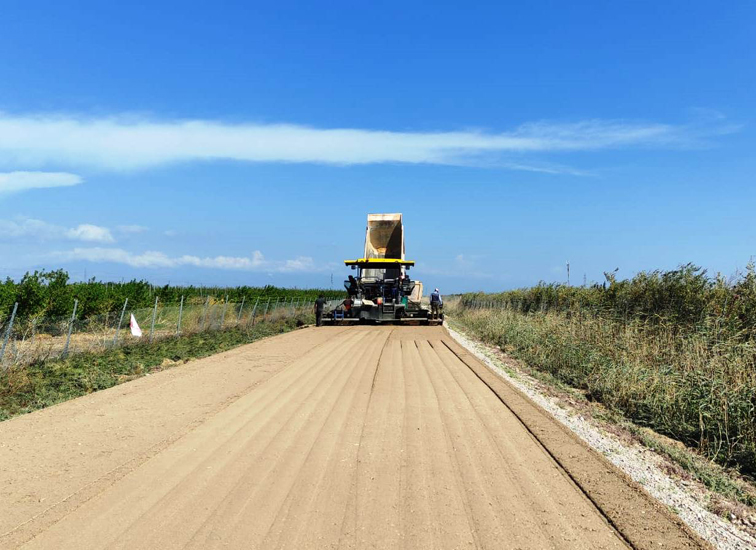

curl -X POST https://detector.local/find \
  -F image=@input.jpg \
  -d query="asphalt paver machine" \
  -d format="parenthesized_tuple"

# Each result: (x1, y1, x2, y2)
(324, 213, 441, 325)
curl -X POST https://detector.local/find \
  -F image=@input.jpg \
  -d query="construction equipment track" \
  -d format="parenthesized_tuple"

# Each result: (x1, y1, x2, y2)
(0, 326, 707, 549)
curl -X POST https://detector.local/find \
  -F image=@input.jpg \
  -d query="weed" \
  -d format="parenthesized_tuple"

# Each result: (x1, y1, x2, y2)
(0, 314, 311, 421)
(449, 304, 756, 480)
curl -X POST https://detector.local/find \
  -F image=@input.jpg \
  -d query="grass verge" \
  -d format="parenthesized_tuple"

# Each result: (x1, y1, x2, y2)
(447, 306, 756, 509)
(0, 314, 311, 421)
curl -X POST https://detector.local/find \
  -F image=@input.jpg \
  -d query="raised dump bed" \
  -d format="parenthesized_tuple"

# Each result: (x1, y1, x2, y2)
(364, 213, 405, 260)
(363, 213, 405, 281)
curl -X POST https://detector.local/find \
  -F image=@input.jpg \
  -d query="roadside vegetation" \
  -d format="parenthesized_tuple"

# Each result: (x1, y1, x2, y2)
(0, 269, 343, 320)
(0, 312, 312, 421)
(452, 263, 756, 483)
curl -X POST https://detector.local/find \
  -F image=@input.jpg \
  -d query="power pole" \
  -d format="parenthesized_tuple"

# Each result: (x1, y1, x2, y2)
(566, 261, 570, 286)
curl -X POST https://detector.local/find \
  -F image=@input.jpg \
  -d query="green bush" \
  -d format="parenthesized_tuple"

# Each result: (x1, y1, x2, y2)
(461, 262, 756, 340)
(452, 267, 756, 479)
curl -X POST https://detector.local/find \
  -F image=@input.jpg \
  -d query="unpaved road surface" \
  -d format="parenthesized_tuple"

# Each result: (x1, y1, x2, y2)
(0, 327, 707, 549)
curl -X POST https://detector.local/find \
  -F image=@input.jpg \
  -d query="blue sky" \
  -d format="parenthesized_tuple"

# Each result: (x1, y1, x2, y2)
(0, 1, 754, 293)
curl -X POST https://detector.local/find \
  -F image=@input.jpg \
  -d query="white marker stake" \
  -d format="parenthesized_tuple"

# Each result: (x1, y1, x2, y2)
(130, 314, 143, 338)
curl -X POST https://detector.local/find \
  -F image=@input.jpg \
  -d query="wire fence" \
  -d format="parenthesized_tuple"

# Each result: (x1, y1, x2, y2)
(0, 296, 343, 369)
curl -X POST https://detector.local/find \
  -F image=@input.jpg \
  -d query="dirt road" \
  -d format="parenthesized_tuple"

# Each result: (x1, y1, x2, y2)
(0, 326, 706, 549)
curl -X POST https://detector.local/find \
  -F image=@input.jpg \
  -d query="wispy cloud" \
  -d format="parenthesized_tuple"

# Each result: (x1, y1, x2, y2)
(0, 218, 114, 243)
(116, 224, 148, 234)
(0, 113, 737, 173)
(0, 171, 82, 193)
(417, 254, 495, 280)
(59, 247, 321, 272)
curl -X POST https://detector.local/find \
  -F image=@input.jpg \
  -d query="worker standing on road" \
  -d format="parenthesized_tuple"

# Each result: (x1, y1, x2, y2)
(430, 288, 442, 320)
(314, 294, 326, 327)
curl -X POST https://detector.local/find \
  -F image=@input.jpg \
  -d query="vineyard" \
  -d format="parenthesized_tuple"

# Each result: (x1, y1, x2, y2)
(0, 270, 344, 368)
(0, 269, 343, 320)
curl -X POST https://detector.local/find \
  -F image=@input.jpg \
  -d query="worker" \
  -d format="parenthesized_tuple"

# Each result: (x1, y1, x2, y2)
(347, 275, 359, 296)
(314, 294, 326, 327)
(430, 288, 443, 320)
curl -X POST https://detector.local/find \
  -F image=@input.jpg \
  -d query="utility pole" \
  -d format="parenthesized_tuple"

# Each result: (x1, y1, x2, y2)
(566, 261, 570, 286)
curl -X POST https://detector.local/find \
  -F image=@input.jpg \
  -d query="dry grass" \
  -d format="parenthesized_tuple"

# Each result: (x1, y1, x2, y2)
(0, 313, 312, 421)
(449, 302, 756, 480)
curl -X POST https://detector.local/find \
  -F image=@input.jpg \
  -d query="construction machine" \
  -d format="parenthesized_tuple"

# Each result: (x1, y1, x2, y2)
(323, 213, 442, 325)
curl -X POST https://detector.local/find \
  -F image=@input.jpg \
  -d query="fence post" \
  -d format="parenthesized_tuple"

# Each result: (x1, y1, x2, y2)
(149, 296, 159, 343)
(207, 302, 217, 330)
(176, 295, 184, 336)
(30, 317, 38, 352)
(113, 298, 128, 347)
(249, 297, 259, 326)
(264, 297, 271, 319)
(236, 296, 245, 325)
(219, 295, 229, 329)
(0, 302, 19, 365)
(291, 298, 296, 315)
(200, 296, 210, 330)
(62, 299, 79, 358)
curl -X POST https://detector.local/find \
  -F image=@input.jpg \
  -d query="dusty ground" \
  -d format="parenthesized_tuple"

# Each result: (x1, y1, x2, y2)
(0, 326, 708, 549)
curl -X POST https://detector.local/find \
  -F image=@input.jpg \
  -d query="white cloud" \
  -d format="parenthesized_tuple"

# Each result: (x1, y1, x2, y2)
(65, 224, 114, 243)
(0, 171, 82, 193)
(0, 113, 736, 173)
(0, 218, 114, 243)
(455, 254, 472, 267)
(281, 256, 317, 273)
(0, 218, 59, 240)
(61, 247, 318, 272)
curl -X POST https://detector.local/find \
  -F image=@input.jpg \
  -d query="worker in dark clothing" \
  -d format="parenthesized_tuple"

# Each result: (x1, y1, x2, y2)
(347, 275, 359, 296)
(314, 294, 326, 327)
(430, 288, 443, 320)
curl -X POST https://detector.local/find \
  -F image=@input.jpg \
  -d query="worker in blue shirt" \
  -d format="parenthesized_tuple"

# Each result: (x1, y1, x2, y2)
(430, 288, 442, 320)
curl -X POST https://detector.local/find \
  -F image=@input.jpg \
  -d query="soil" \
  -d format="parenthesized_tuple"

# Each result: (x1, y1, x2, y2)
(0, 326, 708, 549)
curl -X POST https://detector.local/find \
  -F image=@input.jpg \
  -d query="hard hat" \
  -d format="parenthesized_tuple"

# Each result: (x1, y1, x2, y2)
(434, 288, 439, 292)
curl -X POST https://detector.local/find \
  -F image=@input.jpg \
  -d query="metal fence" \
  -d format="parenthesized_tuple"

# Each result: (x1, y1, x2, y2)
(0, 295, 334, 370)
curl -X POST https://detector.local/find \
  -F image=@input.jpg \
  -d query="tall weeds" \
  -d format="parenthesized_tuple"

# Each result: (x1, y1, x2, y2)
(453, 263, 756, 479)
(461, 262, 756, 340)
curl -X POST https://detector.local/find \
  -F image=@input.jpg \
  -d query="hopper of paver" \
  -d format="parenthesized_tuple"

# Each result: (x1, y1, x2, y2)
(363, 213, 405, 280)
(365, 213, 404, 259)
